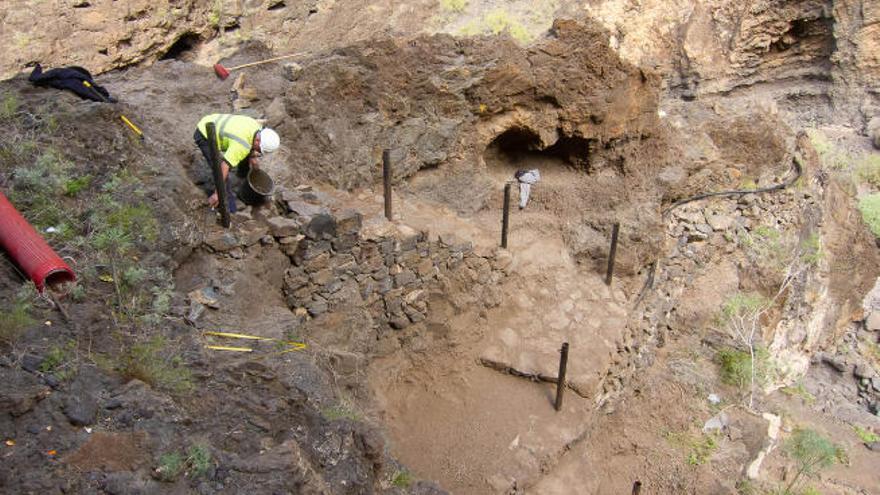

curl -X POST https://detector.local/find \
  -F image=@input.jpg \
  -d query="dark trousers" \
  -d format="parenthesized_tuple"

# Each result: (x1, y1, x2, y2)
(193, 130, 240, 213)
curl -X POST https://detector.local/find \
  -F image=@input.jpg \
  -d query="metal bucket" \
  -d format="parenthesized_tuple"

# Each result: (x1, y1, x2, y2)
(238, 169, 275, 205)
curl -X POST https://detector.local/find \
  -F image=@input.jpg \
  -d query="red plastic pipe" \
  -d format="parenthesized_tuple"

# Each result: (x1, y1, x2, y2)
(0, 190, 75, 292)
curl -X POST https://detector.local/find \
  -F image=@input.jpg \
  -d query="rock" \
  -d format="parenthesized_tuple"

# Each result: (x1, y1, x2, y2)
(21, 354, 43, 373)
(707, 393, 721, 405)
(706, 214, 734, 231)
(821, 354, 848, 373)
(867, 441, 880, 452)
(204, 231, 239, 252)
(64, 393, 98, 426)
(867, 311, 880, 331)
(695, 223, 713, 235)
(389, 315, 410, 330)
(284, 199, 329, 221)
(237, 222, 269, 246)
(188, 287, 220, 309)
(306, 213, 337, 240)
(404, 305, 426, 323)
(282, 62, 304, 81)
(869, 117, 880, 150)
(264, 97, 287, 128)
(873, 376, 880, 392)
(394, 269, 417, 288)
(186, 301, 206, 323)
(492, 250, 513, 272)
(855, 363, 877, 380)
(267, 216, 300, 237)
(703, 411, 729, 432)
(673, 208, 705, 225)
(307, 299, 328, 316)
(310, 268, 335, 286)
(336, 209, 363, 235)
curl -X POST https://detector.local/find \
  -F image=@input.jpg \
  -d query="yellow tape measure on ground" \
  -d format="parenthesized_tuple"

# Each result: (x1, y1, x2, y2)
(203, 331, 307, 353)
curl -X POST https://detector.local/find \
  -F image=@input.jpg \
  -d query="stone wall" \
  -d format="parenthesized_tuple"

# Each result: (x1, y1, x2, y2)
(203, 187, 509, 336)
(276, 188, 507, 331)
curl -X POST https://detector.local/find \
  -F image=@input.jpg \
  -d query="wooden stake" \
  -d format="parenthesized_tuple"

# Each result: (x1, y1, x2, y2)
(501, 183, 511, 248)
(555, 342, 569, 411)
(383, 149, 393, 221)
(206, 122, 230, 228)
(605, 222, 620, 286)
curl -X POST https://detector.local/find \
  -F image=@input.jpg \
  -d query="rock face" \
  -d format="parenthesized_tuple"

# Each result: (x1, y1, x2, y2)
(2, 0, 877, 125)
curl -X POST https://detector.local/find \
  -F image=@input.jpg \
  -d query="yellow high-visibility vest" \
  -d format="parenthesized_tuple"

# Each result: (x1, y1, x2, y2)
(197, 114, 261, 167)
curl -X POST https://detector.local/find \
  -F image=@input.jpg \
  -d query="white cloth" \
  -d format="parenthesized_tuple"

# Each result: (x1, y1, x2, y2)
(516, 169, 540, 208)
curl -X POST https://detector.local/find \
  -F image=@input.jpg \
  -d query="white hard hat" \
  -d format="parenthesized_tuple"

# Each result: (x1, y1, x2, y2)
(259, 128, 280, 153)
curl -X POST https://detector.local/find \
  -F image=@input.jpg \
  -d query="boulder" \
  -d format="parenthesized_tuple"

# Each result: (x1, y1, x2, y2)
(869, 117, 880, 150)
(267, 216, 301, 237)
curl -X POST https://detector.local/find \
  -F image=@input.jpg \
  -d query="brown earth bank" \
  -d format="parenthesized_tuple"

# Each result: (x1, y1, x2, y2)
(0, 3, 879, 495)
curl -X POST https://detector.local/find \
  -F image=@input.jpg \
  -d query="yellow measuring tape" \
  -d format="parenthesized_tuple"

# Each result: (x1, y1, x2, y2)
(203, 331, 307, 354)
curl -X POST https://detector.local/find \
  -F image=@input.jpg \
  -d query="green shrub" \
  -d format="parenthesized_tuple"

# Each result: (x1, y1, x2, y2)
(392, 470, 414, 488)
(156, 445, 212, 481)
(855, 154, 880, 188)
(720, 292, 770, 324)
(64, 175, 92, 197)
(156, 452, 184, 481)
(853, 425, 879, 443)
(664, 430, 720, 466)
(186, 444, 212, 478)
(783, 428, 846, 493)
(439, 0, 467, 12)
(806, 128, 850, 170)
(780, 383, 815, 404)
(322, 402, 361, 421)
(120, 336, 194, 394)
(716, 347, 772, 390)
(39, 340, 77, 381)
(857, 193, 880, 237)
(0, 92, 19, 119)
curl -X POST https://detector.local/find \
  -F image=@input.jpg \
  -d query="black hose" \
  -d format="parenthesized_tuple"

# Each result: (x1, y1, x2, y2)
(661, 155, 803, 217)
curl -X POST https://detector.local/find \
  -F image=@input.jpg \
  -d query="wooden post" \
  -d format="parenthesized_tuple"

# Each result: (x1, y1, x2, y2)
(206, 122, 230, 228)
(383, 149, 392, 221)
(605, 222, 620, 286)
(501, 183, 511, 248)
(554, 342, 569, 411)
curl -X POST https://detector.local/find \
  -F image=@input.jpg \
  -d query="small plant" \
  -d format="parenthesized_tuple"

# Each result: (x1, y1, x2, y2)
(780, 383, 815, 404)
(855, 154, 880, 189)
(0, 284, 36, 344)
(64, 175, 92, 197)
(687, 433, 719, 466)
(322, 402, 361, 421)
(806, 128, 850, 170)
(392, 469, 414, 488)
(439, 0, 467, 12)
(484, 9, 532, 43)
(156, 451, 184, 482)
(799, 233, 822, 266)
(858, 193, 880, 238)
(0, 92, 19, 119)
(186, 444, 212, 478)
(39, 340, 77, 381)
(783, 428, 846, 494)
(120, 336, 194, 394)
(735, 479, 757, 495)
(852, 425, 879, 443)
(665, 430, 720, 466)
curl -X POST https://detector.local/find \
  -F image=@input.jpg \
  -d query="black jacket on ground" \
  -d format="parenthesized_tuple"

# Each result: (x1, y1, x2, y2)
(28, 64, 116, 102)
